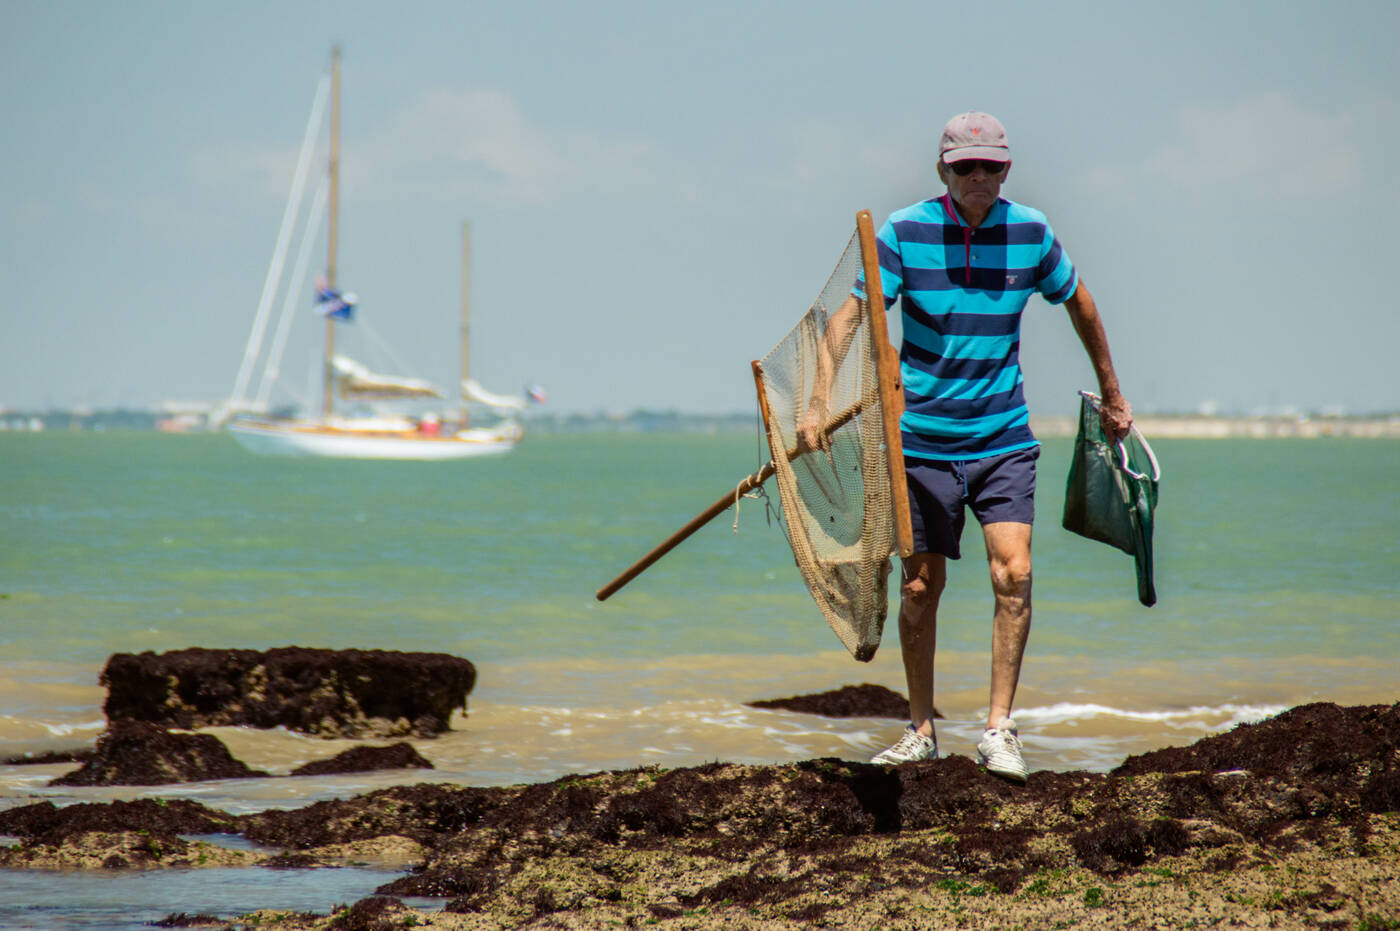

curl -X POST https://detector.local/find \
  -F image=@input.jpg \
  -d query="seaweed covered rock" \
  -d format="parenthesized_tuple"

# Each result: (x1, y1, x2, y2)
(325, 896, 410, 931)
(0, 798, 250, 871)
(369, 703, 1400, 915)
(239, 783, 515, 850)
(5, 700, 1399, 924)
(48, 721, 268, 786)
(150, 914, 228, 928)
(1115, 701, 1400, 782)
(1, 748, 92, 766)
(291, 742, 434, 776)
(100, 647, 476, 738)
(747, 682, 925, 719)
(0, 798, 237, 844)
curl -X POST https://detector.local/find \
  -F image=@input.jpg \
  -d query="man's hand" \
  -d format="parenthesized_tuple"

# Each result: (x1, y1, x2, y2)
(796, 401, 829, 453)
(795, 295, 862, 454)
(1099, 392, 1133, 444)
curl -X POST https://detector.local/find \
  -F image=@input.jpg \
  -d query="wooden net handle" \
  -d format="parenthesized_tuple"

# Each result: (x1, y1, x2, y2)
(856, 209, 914, 558)
(594, 374, 862, 602)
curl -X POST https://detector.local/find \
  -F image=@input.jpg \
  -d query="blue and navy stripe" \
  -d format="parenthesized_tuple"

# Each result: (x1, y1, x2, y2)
(858, 195, 1077, 461)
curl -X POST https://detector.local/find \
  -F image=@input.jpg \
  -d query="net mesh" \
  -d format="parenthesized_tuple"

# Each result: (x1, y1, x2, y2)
(758, 230, 895, 662)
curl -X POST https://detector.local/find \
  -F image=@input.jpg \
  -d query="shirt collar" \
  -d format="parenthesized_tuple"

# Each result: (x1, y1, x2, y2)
(940, 194, 1006, 229)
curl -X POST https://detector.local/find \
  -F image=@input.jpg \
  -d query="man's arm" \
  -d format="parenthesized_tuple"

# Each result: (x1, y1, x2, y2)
(1063, 279, 1133, 442)
(795, 294, 863, 451)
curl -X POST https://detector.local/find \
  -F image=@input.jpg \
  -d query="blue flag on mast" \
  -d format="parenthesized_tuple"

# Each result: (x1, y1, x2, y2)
(314, 274, 357, 321)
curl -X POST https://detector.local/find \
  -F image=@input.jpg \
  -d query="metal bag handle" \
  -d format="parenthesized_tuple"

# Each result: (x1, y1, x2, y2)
(1077, 390, 1161, 482)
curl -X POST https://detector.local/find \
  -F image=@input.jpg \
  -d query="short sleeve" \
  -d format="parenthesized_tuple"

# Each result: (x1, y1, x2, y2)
(1034, 223, 1077, 305)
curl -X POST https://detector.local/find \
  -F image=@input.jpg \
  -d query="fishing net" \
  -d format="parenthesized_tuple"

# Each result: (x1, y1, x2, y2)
(755, 219, 910, 661)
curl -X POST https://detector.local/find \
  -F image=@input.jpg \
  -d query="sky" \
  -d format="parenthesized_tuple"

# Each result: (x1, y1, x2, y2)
(2, 0, 1397, 417)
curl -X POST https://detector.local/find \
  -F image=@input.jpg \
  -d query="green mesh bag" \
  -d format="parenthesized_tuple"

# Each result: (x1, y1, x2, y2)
(1062, 391, 1161, 606)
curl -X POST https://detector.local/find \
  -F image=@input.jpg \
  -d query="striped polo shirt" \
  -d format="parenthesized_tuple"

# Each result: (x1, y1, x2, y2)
(863, 194, 1078, 461)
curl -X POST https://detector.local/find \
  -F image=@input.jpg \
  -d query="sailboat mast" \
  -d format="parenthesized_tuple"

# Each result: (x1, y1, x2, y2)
(459, 221, 471, 427)
(322, 46, 342, 421)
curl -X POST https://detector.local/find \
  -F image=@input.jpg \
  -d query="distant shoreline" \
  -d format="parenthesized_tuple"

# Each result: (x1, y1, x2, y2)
(1028, 414, 1400, 439)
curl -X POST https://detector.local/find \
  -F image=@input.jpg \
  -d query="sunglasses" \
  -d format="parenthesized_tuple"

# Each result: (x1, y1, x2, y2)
(946, 159, 1008, 176)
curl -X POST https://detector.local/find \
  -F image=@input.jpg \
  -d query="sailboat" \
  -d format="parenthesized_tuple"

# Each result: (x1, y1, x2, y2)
(224, 49, 528, 460)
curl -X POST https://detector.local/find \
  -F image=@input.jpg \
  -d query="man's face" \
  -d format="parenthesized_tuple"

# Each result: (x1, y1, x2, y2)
(937, 157, 1010, 215)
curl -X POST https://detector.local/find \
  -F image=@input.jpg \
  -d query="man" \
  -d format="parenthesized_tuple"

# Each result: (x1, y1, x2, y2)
(798, 111, 1132, 781)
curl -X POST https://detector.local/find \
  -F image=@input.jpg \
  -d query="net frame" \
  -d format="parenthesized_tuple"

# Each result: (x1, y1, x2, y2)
(752, 211, 912, 661)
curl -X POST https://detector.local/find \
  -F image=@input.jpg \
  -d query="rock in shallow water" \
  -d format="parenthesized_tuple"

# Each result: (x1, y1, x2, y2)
(747, 682, 936, 719)
(290, 741, 434, 776)
(48, 721, 269, 786)
(100, 646, 476, 738)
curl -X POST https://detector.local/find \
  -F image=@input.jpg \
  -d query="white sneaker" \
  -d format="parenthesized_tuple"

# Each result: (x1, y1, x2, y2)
(871, 725, 938, 765)
(977, 717, 1028, 782)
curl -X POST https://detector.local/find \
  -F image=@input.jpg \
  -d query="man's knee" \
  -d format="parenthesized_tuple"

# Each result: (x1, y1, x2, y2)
(983, 522, 1032, 599)
(901, 563, 946, 612)
(988, 554, 1032, 600)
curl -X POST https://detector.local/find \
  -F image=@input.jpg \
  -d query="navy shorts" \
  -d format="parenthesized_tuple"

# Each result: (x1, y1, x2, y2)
(905, 445, 1039, 559)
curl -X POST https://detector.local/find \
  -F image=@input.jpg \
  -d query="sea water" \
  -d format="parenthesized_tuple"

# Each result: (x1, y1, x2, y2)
(1, 430, 1397, 922)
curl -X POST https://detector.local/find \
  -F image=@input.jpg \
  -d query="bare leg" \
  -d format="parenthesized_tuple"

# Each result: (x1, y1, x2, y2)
(899, 552, 946, 737)
(982, 521, 1032, 729)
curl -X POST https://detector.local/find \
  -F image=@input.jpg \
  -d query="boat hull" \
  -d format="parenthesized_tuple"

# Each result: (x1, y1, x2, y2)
(227, 419, 519, 460)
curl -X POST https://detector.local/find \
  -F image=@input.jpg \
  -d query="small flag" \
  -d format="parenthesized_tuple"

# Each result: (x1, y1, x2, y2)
(314, 274, 357, 321)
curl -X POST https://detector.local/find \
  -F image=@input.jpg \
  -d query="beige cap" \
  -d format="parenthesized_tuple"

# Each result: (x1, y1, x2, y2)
(939, 111, 1010, 163)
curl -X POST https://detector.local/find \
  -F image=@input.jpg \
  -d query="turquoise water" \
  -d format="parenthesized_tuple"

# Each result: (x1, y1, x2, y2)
(1, 430, 1396, 924)
(4, 431, 1396, 668)
(3, 431, 818, 664)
